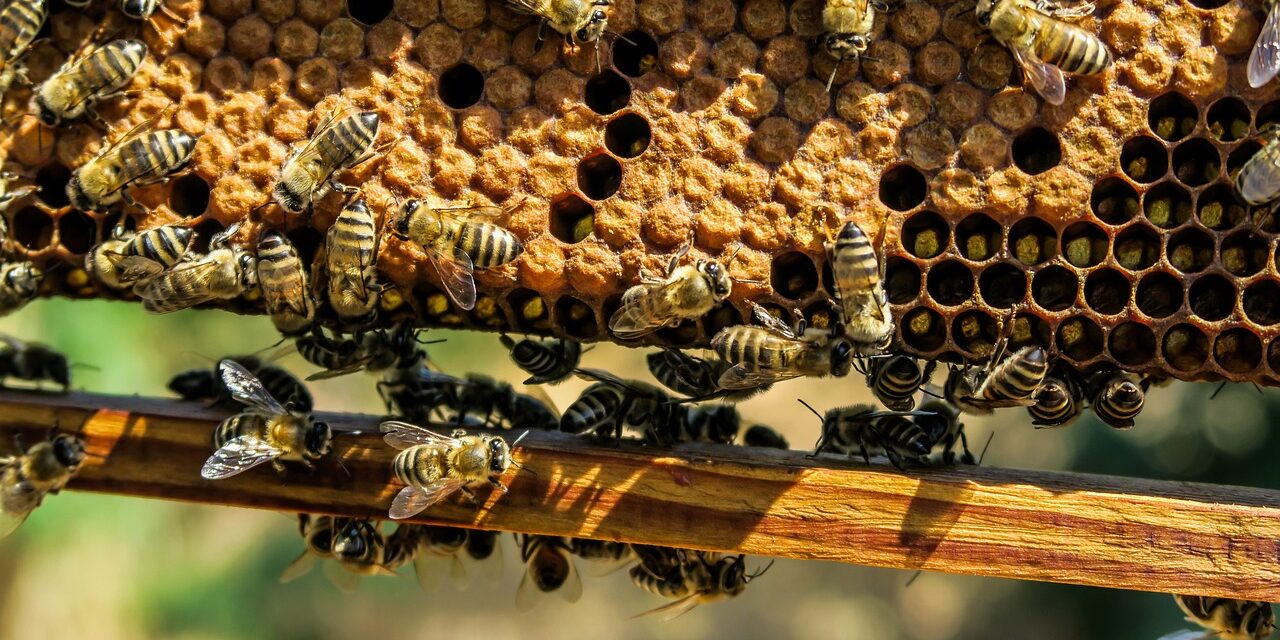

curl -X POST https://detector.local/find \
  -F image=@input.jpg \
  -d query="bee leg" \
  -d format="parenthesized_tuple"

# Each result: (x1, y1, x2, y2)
(271, 459, 288, 475)
(158, 2, 188, 24)
(460, 485, 479, 505)
(885, 448, 906, 472)
(957, 428, 977, 465)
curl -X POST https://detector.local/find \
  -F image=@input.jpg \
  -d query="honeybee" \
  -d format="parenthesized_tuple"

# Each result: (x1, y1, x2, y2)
(569, 537, 635, 572)
(0, 335, 69, 390)
(135, 223, 257, 313)
(273, 110, 380, 215)
(1027, 368, 1085, 428)
(802, 400, 932, 470)
(36, 39, 147, 127)
(609, 245, 734, 340)
(500, 334, 581, 384)
(1162, 595, 1276, 640)
(380, 421, 523, 519)
(516, 534, 583, 612)
(280, 513, 338, 584)
(741, 424, 789, 449)
(646, 348, 770, 403)
(379, 364, 462, 422)
(505, 0, 611, 47)
(0, 172, 35, 221)
(86, 223, 194, 290)
(1249, 0, 1280, 88)
(562, 368, 687, 444)
(944, 345, 1049, 415)
(821, 0, 874, 90)
(828, 220, 893, 354)
(169, 353, 312, 412)
(120, 0, 181, 21)
(858, 354, 935, 411)
(710, 302, 855, 390)
(0, 261, 41, 317)
(1234, 125, 1280, 210)
(1088, 370, 1144, 429)
(200, 359, 332, 479)
(0, 0, 46, 99)
(327, 518, 397, 592)
(391, 200, 524, 311)
(912, 399, 974, 465)
(677, 405, 741, 445)
(630, 547, 772, 620)
(975, 0, 1112, 105)
(324, 198, 382, 324)
(67, 126, 197, 212)
(0, 430, 86, 538)
(257, 230, 315, 336)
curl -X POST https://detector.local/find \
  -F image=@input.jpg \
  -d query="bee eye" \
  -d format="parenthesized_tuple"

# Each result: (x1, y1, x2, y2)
(575, 28, 589, 41)
(592, 9, 605, 22)
(38, 111, 56, 126)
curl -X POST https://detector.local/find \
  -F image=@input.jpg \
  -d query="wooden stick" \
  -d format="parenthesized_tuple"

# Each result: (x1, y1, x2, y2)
(2, 390, 1277, 601)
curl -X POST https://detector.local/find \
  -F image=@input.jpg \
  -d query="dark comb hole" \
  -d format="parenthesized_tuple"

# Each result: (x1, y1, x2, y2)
(1214, 328, 1262, 374)
(1227, 140, 1263, 176)
(57, 210, 95, 254)
(577, 153, 622, 201)
(584, 71, 631, 115)
(884, 256, 921, 304)
(508, 287, 551, 332)
(1008, 216, 1056, 266)
(169, 174, 210, 217)
(1244, 279, 1280, 325)
(1061, 221, 1107, 268)
(1110, 323, 1156, 366)
(901, 210, 949, 259)
(1172, 138, 1220, 187)
(1206, 97, 1251, 142)
(1031, 264, 1076, 312)
(1163, 324, 1208, 371)
(656, 320, 701, 346)
(703, 303, 743, 337)
(12, 206, 52, 251)
(925, 259, 975, 306)
(1185, 0, 1228, 8)
(1257, 100, 1280, 130)
(1056, 317, 1103, 362)
(438, 64, 484, 110)
(1084, 268, 1128, 315)
(1196, 183, 1248, 230)
(1220, 230, 1267, 276)
(955, 213, 1002, 261)
(802, 300, 839, 334)
(286, 227, 324, 266)
(878, 165, 927, 212)
(604, 113, 651, 158)
(555, 295, 599, 340)
(548, 193, 594, 244)
(977, 262, 1026, 308)
(901, 307, 945, 353)
(1090, 177, 1139, 225)
(1147, 92, 1198, 142)
(348, 0, 393, 25)
(952, 310, 999, 358)
(34, 163, 71, 209)
(1008, 313, 1051, 351)
(1120, 135, 1168, 183)
(471, 294, 510, 330)
(1188, 274, 1235, 321)
(1113, 223, 1159, 271)
(1167, 227, 1213, 274)
(189, 218, 224, 254)
(1136, 271, 1182, 319)
(1142, 181, 1192, 229)
(1011, 126, 1061, 175)
(770, 251, 819, 300)
(612, 30, 659, 78)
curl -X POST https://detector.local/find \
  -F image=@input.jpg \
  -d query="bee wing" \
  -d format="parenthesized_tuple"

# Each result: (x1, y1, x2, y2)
(0, 481, 37, 539)
(608, 282, 673, 338)
(279, 550, 318, 583)
(630, 594, 703, 621)
(1250, 6, 1280, 88)
(503, 0, 551, 18)
(426, 246, 477, 311)
(108, 253, 166, 283)
(0, 509, 31, 540)
(515, 555, 582, 612)
(412, 551, 450, 592)
(200, 435, 284, 479)
(1154, 632, 1209, 640)
(1011, 46, 1066, 106)
(323, 559, 363, 593)
(219, 359, 289, 415)
(379, 421, 461, 449)
(435, 205, 505, 222)
(137, 258, 224, 312)
(749, 302, 798, 339)
(717, 363, 802, 390)
(304, 358, 373, 381)
(261, 271, 313, 318)
(470, 537, 505, 586)
(388, 480, 466, 519)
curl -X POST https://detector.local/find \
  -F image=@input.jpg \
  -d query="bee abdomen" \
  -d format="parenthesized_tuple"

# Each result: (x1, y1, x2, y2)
(1036, 20, 1110, 75)
(124, 224, 193, 267)
(212, 413, 268, 448)
(121, 130, 196, 186)
(561, 384, 623, 434)
(868, 356, 928, 410)
(831, 221, 878, 288)
(393, 445, 447, 487)
(1090, 374, 1144, 429)
(981, 348, 1048, 401)
(511, 340, 558, 378)
(457, 222, 523, 268)
(713, 327, 786, 369)
(318, 111, 378, 169)
(0, 0, 46, 55)
(82, 39, 146, 93)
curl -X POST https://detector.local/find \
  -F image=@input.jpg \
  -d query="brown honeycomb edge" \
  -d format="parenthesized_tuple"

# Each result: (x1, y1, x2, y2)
(0, 0, 1278, 385)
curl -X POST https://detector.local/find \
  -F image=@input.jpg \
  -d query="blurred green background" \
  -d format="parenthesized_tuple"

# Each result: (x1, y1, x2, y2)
(0, 298, 1274, 640)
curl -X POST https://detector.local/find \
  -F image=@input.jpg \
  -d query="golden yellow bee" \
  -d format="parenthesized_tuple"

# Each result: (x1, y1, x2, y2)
(0, 261, 41, 317)
(0, 0, 46, 99)
(85, 223, 194, 290)
(976, 0, 1111, 105)
(391, 200, 523, 311)
(273, 110, 380, 215)
(135, 223, 257, 313)
(379, 421, 523, 519)
(67, 124, 197, 212)
(1250, 0, 1280, 88)
(256, 230, 315, 336)
(36, 39, 147, 127)
(608, 245, 734, 340)
(945, 345, 1049, 415)
(505, 0, 611, 46)
(324, 198, 382, 324)
(1166, 594, 1275, 640)
(821, 0, 874, 90)
(0, 431, 86, 538)
(828, 220, 892, 354)
(710, 302, 855, 390)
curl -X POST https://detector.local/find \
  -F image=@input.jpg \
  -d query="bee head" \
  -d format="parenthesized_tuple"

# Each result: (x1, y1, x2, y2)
(51, 433, 86, 470)
(35, 97, 60, 127)
(306, 420, 333, 457)
(698, 260, 732, 299)
(974, 1, 994, 25)
(65, 174, 93, 212)
(271, 182, 305, 214)
(822, 34, 868, 61)
(574, 7, 609, 44)
(1243, 603, 1276, 638)
(8, 263, 41, 296)
(168, 368, 216, 399)
(392, 200, 421, 237)
(486, 436, 511, 473)
(237, 253, 258, 288)
(714, 554, 749, 594)
(829, 338, 854, 377)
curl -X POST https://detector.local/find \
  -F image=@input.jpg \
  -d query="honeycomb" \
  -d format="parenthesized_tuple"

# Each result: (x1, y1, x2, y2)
(2, 0, 1278, 384)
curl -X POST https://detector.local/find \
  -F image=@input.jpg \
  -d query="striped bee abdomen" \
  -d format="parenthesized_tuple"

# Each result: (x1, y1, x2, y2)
(393, 445, 449, 487)
(121, 130, 196, 186)
(560, 383, 624, 434)
(79, 39, 147, 96)
(980, 347, 1048, 401)
(212, 413, 269, 448)
(1089, 373, 1144, 429)
(0, 0, 45, 62)
(318, 111, 379, 169)
(830, 221, 879, 291)
(122, 224, 193, 267)
(1033, 17, 1111, 75)
(457, 221, 523, 268)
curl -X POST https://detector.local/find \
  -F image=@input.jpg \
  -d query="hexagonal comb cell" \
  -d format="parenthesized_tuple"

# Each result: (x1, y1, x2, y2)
(1011, 127, 1061, 175)
(879, 165, 927, 212)
(1206, 97, 1251, 142)
(549, 195, 595, 244)
(605, 114, 651, 158)
(1148, 92, 1198, 143)
(1171, 138, 1220, 187)
(1008, 217, 1056, 266)
(955, 213, 1001, 262)
(901, 210, 949, 259)
(1121, 136, 1168, 183)
(1090, 178, 1139, 226)
(612, 31, 659, 78)
(771, 252, 818, 300)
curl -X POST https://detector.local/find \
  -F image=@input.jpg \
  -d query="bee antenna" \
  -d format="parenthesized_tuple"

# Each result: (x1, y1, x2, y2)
(953, 6, 975, 16)
(334, 455, 352, 480)
(976, 431, 995, 466)
(510, 429, 531, 447)
(796, 398, 823, 420)
(68, 362, 100, 371)
(826, 63, 839, 93)
(747, 559, 775, 580)
(607, 30, 636, 46)
(904, 569, 923, 588)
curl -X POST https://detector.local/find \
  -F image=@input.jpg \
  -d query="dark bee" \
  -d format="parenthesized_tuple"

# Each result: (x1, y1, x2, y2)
(858, 354, 935, 411)
(630, 546, 772, 619)
(741, 425, 789, 449)
(561, 368, 688, 445)
(0, 261, 42, 317)
(299, 324, 424, 380)
(0, 430, 86, 538)
(0, 336, 69, 390)
(676, 405, 741, 445)
(378, 364, 462, 422)
(1027, 369, 1086, 428)
(1088, 371, 1144, 430)
(256, 230, 316, 336)
(168, 355, 312, 412)
(913, 399, 974, 465)
(1170, 594, 1275, 640)
(945, 346, 1049, 415)
(646, 348, 770, 403)
(803, 401, 932, 470)
(500, 334, 581, 384)
(516, 534, 583, 612)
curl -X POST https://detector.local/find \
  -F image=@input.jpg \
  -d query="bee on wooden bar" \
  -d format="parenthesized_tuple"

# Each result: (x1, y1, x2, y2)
(201, 359, 331, 479)
(1026, 368, 1085, 428)
(516, 534, 583, 612)
(86, 223, 194, 290)
(1161, 595, 1275, 640)
(975, 0, 1112, 105)
(912, 399, 974, 465)
(742, 424, 789, 449)
(392, 199, 523, 311)
(630, 546, 773, 620)
(0, 261, 41, 317)
(500, 334, 580, 385)
(569, 538, 634, 574)
(67, 125, 197, 212)
(324, 198, 381, 325)
(36, 39, 147, 127)
(135, 223, 257, 313)
(677, 404, 741, 445)
(256, 230, 316, 336)
(802, 400, 933, 470)
(821, 0, 874, 91)
(327, 518, 397, 592)
(646, 348, 770, 403)
(828, 220, 893, 355)
(0, 0, 46, 100)
(710, 302, 854, 390)
(944, 345, 1049, 415)
(1249, 0, 1280, 88)
(608, 243, 735, 340)
(408, 525, 473, 591)
(562, 367, 687, 445)
(279, 513, 338, 584)
(505, 0, 611, 47)
(0, 335, 69, 390)
(273, 110, 380, 216)
(379, 421, 525, 519)
(0, 430, 85, 538)
(859, 354, 935, 411)
(1088, 370, 1144, 429)
(169, 352, 312, 412)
